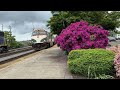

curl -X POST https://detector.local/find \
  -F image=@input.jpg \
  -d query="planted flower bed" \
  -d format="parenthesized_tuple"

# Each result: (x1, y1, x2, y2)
(106, 46, 120, 78)
(55, 20, 119, 79)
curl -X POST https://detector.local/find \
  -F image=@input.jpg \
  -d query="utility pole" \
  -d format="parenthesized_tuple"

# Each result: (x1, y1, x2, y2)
(1, 24, 3, 31)
(32, 22, 35, 31)
(9, 25, 12, 38)
(8, 25, 12, 47)
(1, 24, 5, 45)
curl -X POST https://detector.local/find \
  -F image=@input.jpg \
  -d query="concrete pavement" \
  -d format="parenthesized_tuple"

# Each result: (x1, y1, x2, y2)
(0, 45, 86, 79)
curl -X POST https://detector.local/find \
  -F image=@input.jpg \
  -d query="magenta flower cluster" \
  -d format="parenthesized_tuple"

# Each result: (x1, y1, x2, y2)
(55, 20, 109, 52)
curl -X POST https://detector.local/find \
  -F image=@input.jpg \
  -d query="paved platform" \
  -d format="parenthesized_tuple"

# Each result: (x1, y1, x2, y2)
(0, 45, 86, 79)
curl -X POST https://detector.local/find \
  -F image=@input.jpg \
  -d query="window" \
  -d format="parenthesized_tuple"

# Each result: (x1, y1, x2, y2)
(32, 30, 47, 36)
(32, 31, 38, 36)
(39, 31, 47, 35)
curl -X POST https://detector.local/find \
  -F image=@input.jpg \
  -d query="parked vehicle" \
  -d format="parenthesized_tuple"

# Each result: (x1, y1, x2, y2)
(115, 34, 120, 40)
(108, 36, 116, 42)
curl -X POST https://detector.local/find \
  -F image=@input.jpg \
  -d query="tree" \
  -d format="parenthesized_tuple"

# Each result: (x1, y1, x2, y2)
(4, 31, 24, 48)
(47, 11, 120, 35)
(47, 11, 70, 35)
(4, 31, 15, 47)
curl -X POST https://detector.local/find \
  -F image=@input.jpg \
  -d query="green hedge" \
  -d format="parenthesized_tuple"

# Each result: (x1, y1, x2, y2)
(68, 49, 115, 78)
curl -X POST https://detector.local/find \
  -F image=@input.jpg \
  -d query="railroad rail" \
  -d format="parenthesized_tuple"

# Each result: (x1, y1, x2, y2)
(0, 46, 32, 58)
(0, 46, 34, 63)
(0, 45, 51, 64)
(0, 49, 35, 64)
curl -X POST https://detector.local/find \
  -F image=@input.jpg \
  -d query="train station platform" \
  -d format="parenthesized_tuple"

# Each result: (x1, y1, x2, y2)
(0, 45, 86, 79)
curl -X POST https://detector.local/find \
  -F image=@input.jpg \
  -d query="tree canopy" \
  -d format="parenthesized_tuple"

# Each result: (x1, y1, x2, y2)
(47, 11, 120, 35)
(4, 31, 24, 48)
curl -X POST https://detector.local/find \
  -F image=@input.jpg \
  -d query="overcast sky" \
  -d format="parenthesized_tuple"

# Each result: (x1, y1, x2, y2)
(0, 11, 52, 41)
(0, 11, 120, 41)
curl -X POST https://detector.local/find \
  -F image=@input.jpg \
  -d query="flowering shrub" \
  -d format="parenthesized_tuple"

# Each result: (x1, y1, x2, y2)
(55, 20, 109, 52)
(106, 46, 120, 78)
(106, 46, 120, 54)
(114, 53, 120, 78)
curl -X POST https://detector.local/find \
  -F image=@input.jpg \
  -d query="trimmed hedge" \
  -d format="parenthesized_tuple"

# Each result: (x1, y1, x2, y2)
(68, 49, 115, 78)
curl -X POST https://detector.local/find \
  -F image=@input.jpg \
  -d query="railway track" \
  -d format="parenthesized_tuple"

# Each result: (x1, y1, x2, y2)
(0, 46, 33, 58)
(0, 50, 36, 64)
(0, 46, 36, 64)
(0, 45, 51, 64)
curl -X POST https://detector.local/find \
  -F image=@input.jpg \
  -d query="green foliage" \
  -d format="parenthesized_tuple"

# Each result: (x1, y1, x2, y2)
(64, 50, 69, 55)
(68, 49, 115, 78)
(115, 30, 120, 34)
(20, 40, 32, 46)
(109, 31, 116, 36)
(11, 41, 24, 48)
(94, 74, 115, 79)
(47, 11, 120, 35)
(4, 31, 24, 49)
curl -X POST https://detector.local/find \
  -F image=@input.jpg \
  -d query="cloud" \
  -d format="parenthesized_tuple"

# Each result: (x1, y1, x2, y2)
(0, 11, 52, 41)
(0, 11, 52, 23)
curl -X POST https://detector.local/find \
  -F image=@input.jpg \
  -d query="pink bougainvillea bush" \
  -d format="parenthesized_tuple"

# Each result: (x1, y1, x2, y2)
(106, 46, 120, 78)
(55, 20, 109, 53)
(114, 53, 120, 78)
